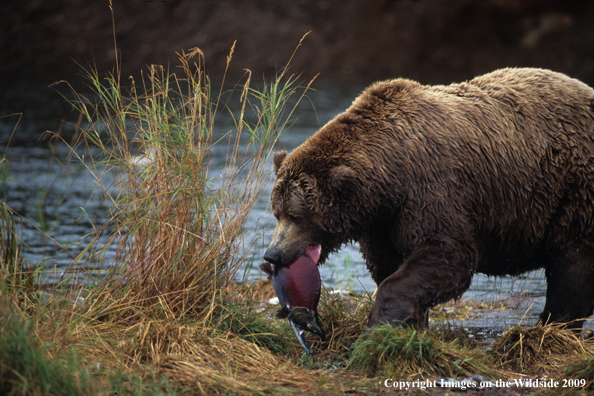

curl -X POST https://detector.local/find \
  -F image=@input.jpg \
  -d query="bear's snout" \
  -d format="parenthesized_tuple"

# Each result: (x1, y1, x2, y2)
(265, 218, 312, 267)
(263, 247, 283, 266)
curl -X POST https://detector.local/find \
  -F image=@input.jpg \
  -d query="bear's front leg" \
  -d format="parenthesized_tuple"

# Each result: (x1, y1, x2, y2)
(368, 236, 478, 327)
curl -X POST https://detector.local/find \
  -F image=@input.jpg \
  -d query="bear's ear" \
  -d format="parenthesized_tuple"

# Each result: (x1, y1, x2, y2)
(273, 151, 287, 176)
(329, 165, 357, 191)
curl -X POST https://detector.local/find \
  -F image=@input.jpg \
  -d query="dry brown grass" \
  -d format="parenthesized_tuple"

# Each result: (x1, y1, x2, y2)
(491, 323, 594, 376)
(563, 354, 594, 392)
(3, 256, 594, 395)
(6, 284, 373, 395)
(316, 290, 371, 357)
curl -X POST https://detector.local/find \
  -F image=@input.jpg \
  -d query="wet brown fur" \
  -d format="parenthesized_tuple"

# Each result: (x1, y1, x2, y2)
(265, 68, 594, 329)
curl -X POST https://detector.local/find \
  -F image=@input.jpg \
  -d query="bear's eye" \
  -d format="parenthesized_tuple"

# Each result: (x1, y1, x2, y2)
(286, 213, 300, 223)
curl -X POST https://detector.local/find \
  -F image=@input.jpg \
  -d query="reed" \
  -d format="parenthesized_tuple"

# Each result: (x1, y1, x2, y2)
(60, 39, 316, 323)
(1, 38, 331, 395)
(0, 201, 25, 288)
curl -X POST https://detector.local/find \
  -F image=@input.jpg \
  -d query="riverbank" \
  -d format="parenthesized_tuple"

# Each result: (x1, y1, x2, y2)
(2, 274, 593, 396)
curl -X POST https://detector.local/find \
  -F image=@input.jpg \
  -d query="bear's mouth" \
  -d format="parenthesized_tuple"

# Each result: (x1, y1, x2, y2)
(259, 244, 324, 353)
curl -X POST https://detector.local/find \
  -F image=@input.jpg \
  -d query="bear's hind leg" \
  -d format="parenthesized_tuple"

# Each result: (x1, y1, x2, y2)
(541, 244, 594, 330)
(368, 236, 478, 327)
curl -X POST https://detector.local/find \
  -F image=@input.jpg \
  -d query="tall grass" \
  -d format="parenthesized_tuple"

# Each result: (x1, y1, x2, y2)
(1, 40, 330, 395)
(64, 44, 315, 324)
(0, 202, 24, 288)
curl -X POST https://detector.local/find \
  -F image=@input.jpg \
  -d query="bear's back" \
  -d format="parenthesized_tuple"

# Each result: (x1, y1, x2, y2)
(344, 68, 594, 256)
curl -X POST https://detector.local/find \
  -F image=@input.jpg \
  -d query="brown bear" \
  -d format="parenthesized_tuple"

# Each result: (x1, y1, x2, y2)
(264, 68, 594, 330)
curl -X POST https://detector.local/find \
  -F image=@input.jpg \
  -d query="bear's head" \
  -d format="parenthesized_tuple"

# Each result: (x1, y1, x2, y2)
(264, 148, 358, 268)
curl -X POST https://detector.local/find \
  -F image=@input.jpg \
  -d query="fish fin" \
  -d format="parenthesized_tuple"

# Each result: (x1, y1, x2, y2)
(290, 321, 312, 354)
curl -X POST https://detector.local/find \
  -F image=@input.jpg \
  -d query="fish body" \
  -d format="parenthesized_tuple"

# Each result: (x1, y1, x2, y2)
(260, 244, 324, 353)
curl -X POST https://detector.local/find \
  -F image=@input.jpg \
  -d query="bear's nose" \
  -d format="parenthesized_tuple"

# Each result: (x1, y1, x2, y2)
(263, 248, 282, 266)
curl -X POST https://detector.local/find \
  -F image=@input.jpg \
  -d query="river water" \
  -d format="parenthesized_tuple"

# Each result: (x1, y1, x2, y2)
(1, 76, 591, 333)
